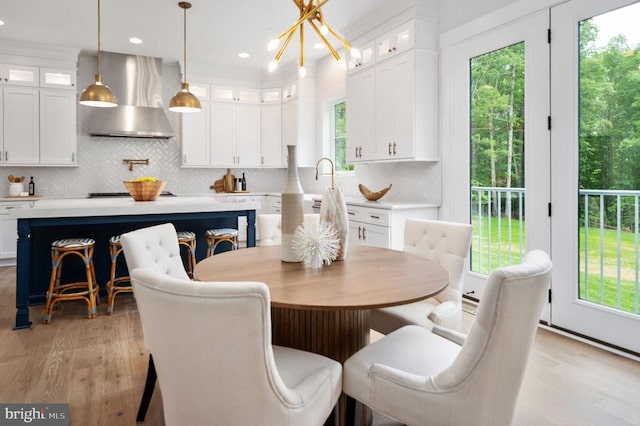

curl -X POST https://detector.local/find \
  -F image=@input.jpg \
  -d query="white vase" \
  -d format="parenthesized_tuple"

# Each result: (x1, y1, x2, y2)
(281, 145, 304, 262)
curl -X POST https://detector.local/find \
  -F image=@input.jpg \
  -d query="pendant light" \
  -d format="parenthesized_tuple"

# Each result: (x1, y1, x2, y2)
(169, 2, 201, 113)
(79, 0, 118, 108)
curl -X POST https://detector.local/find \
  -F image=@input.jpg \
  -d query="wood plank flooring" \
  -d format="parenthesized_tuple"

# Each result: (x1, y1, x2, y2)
(1, 265, 639, 425)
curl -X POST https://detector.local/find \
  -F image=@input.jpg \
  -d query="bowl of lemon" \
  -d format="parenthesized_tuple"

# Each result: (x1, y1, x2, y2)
(123, 177, 166, 201)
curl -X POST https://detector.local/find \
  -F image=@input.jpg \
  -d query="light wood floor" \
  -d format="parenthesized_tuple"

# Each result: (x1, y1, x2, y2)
(1, 265, 639, 425)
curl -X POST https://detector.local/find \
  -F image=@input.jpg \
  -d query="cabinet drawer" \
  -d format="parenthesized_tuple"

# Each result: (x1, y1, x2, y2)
(347, 205, 390, 227)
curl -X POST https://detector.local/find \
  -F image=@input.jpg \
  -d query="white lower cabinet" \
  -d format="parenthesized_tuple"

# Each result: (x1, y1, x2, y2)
(347, 203, 438, 250)
(0, 201, 34, 264)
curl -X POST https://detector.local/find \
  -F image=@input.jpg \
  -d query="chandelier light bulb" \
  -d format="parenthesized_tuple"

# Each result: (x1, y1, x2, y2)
(320, 24, 329, 36)
(350, 47, 361, 59)
(268, 60, 279, 72)
(268, 39, 280, 51)
(299, 66, 306, 79)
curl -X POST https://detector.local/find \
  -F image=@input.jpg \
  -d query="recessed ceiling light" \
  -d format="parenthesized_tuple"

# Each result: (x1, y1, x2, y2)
(238, 52, 250, 59)
(0, 20, 5, 26)
(314, 43, 326, 49)
(129, 37, 143, 44)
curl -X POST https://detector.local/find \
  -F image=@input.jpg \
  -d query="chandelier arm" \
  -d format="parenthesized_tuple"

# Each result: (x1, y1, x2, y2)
(276, 0, 330, 40)
(325, 22, 353, 50)
(307, 19, 341, 61)
(275, 27, 298, 61)
(299, 22, 304, 68)
(291, 0, 303, 8)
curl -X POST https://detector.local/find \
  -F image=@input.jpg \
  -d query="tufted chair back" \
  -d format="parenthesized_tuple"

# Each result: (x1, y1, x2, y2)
(130, 267, 342, 426)
(403, 218, 473, 306)
(258, 213, 320, 246)
(120, 223, 190, 280)
(371, 218, 473, 334)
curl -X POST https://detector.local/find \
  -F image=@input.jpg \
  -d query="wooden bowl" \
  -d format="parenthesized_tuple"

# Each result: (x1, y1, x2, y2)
(123, 180, 166, 201)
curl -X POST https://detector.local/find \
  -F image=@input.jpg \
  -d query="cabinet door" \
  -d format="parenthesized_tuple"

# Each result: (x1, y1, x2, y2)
(1, 64, 39, 87)
(361, 224, 390, 248)
(39, 89, 77, 165)
(347, 40, 376, 73)
(261, 88, 281, 104)
(3, 86, 39, 164)
(376, 59, 399, 160)
(346, 68, 376, 162)
(181, 102, 211, 166)
(376, 21, 415, 62)
(235, 105, 261, 166)
(40, 68, 77, 90)
(210, 103, 236, 166)
(261, 104, 282, 166)
(348, 221, 365, 247)
(0, 215, 17, 258)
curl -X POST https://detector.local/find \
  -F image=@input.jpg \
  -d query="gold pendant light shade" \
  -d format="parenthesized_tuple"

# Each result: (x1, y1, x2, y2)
(79, 74, 117, 107)
(169, 2, 201, 113)
(79, 0, 118, 108)
(169, 82, 201, 113)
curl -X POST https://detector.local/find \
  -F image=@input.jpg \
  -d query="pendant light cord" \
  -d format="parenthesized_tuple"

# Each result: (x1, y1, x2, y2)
(97, 0, 102, 75)
(183, 4, 187, 85)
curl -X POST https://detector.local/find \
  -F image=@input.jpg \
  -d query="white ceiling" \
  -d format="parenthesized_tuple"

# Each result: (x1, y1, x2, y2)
(0, 0, 392, 71)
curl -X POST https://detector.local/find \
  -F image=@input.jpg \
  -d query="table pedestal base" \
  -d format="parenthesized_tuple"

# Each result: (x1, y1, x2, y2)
(272, 308, 370, 426)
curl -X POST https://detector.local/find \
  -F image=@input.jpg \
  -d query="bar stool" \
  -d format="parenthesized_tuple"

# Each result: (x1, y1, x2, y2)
(43, 238, 99, 324)
(205, 228, 239, 257)
(106, 234, 132, 314)
(177, 230, 197, 278)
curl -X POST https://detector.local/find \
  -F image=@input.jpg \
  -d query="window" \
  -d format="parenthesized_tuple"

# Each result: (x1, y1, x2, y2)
(331, 100, 354, 172)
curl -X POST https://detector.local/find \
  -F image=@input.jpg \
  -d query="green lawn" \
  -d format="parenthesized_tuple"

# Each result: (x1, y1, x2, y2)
(470, 215, 639, 314)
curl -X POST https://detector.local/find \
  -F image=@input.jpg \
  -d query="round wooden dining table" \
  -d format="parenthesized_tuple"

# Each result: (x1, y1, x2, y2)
(194, 244, 449, 364)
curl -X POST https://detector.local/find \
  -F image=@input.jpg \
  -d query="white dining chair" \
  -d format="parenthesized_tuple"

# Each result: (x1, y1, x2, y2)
(371, 218, 473, 334)
(258, 213, 320, 246)
(130, 266, 342, 426)
(119, 222, 190, 422)
(343, 250, 552, 426)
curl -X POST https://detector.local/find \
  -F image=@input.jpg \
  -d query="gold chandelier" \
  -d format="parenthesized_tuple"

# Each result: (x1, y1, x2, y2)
(79, 0, 118, 107)
(169, 2, 201, 113)
(268, 0, 360, 78)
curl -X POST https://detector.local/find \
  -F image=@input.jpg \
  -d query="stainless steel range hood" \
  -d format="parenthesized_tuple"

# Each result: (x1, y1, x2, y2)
(88, 52, 175, 139)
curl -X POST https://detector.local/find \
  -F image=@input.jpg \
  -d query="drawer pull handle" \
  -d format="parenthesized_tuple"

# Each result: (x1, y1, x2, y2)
(348, 211, 356, 216)
(362, 227, 367, 239)
(370, 215, 380, 219)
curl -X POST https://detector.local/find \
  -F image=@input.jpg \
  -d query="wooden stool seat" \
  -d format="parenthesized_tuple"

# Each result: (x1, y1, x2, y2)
(43, 237, 99, 324)
(106, 234, 132, 314)
(177, 231, 197, 278)
(205, 228, 239, 257)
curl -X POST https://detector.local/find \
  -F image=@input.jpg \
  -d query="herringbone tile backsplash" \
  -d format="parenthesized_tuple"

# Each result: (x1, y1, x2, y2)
(1, 59, 440, 204)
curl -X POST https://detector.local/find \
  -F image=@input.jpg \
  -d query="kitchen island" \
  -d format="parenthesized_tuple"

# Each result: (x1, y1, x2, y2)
(9, 196, 259, 329)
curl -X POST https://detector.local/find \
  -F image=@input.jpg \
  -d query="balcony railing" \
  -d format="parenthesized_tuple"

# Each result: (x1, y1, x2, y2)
(470, 186, 639, 315)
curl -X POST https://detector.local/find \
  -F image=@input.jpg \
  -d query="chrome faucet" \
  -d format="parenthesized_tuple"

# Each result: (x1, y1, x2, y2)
(315, 157, 335, 190)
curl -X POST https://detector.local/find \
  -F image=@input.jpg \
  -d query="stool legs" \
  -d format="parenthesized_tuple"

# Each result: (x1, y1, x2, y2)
(179, 239, 196, 278)
(206, 235, 239, 257)
(107, 240, 132, 314)
(43, 244, 98, 324)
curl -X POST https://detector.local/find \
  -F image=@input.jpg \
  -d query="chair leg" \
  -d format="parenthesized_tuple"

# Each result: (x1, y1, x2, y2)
(345, 395, 357, 426)
(136, 354, 157, 423)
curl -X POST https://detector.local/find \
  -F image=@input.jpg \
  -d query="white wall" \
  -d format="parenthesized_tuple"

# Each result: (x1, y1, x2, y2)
(439, 0, 520, 32)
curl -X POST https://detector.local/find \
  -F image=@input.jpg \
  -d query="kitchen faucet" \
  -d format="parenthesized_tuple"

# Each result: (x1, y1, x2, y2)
(315, 157, 335, 190)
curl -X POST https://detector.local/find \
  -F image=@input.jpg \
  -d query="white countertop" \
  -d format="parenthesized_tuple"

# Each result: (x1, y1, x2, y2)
(312, 195, 438, 210)
(7, 196, 261, 219)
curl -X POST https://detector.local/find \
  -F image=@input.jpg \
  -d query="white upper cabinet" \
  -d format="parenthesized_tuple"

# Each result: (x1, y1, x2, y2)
(181, 101, 212, 167)
(189, 83, 211, 102)
(347, 40, 376, 74)
(39, 89, 77, 165)
(0, 64, 39, 86)
(376, 21, 415, 62)
(282, 81, 298, 101)
(40, 68, 77, 90)
(212, 85, 260, 104)
(211, 102, 261, 167)
(2, 86, 39, 164)
(261, 88, 281, 104)
(261, 103, 282, 167)
(346, 18, 439, 163)
(281, 78, 316, 167)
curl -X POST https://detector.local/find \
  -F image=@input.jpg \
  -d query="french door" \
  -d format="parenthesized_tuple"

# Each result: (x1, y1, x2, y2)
(551, 0, 640, 354)
(444, 10, 551, 321)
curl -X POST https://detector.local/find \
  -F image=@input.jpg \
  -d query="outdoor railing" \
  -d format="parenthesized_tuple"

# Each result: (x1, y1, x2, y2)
(471, 186, 639, 315)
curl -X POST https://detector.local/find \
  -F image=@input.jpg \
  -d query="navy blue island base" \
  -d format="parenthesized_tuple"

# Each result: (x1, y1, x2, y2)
(14, 207, 256, 330)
